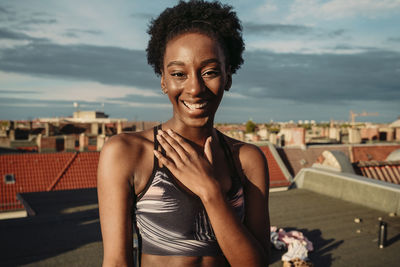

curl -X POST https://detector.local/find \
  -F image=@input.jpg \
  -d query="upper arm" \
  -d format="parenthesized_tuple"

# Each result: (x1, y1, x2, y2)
(239, 144, 270, 253)
(97, 135, 138, 266)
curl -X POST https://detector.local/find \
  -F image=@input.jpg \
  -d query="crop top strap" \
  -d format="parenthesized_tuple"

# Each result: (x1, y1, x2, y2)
(215, 130, 242, 193)
(153, 124, 165, 168)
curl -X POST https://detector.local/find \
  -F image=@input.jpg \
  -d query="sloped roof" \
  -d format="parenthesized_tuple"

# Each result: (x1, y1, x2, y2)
(1, 145, 290, 212)
(0, 152, 99, 212)
(280, 144, 400, 176)
(354, 160, 400, 184)
(389, 119, 400, 128)
(351, 144, 400, 162)
(259, 146, 291, 188)
(279, 145, 350, 176)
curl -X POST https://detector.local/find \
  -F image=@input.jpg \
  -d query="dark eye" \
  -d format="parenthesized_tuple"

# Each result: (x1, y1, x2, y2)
(202, 70, 220, 78)
(171, 72, 186, 78)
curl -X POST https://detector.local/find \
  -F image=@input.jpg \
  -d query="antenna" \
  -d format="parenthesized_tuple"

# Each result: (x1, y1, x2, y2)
(73, 102, 80, 112)
(73, 102, 80, 118)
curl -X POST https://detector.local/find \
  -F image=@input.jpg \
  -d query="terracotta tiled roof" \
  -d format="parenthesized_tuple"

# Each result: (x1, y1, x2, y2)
(259, 146, 291, 188)
(351, 145, 400, 162)
(1, 146, 291, 212)
(0, 152, 99, 212)
(354, 160, 400, 184)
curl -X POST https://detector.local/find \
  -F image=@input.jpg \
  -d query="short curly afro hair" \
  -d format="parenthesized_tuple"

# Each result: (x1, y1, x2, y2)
(146, 0, 245, 76)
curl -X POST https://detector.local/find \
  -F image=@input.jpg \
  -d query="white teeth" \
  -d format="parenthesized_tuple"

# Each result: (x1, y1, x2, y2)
(183, 101, 207, 110)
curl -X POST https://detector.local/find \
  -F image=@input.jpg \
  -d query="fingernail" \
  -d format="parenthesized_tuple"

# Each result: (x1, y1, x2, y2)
(167, 129, 173, 135)
(158, 129, 163, 135)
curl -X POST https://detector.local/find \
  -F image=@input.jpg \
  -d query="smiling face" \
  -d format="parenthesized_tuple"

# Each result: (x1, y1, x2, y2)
(161, 32, 231, 128)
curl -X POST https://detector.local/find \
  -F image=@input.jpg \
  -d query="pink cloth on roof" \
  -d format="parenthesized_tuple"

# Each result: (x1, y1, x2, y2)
(270, 226, 314, 261)
(278, 228, 314, 251)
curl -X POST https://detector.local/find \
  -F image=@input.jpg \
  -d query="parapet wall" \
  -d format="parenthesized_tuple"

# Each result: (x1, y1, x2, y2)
(292, 167, 400, 214)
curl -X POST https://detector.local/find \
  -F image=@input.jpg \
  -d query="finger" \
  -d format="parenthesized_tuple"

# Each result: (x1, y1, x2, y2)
(204, 136, 213, 164)
(166, 129, 196, 155)
(153, 150, 177, 173)
(157, 131, 186, 165)
(162, 130, 192, 160)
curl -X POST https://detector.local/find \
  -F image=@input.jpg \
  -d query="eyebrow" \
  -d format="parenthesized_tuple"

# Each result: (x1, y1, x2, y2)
(166, 58, 221, 68)
(201, 58, 221, 67)
(166, 61, 185, 68)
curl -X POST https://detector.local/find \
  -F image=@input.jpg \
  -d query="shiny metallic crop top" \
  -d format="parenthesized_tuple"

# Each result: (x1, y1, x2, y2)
(135, 125, 245, 256)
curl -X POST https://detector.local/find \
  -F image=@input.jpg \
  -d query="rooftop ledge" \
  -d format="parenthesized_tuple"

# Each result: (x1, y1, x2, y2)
(291, 167, 400, 214)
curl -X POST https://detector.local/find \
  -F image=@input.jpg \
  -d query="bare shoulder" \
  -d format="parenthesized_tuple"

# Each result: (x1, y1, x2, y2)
(220, 134, 268, 184)
(220, 134, 267, 168)
(101, 130, 151, 157)
(100, 132, 152, 160)
(98, 129, 154, 189)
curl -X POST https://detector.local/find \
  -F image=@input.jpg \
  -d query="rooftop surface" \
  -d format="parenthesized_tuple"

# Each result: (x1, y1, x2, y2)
(0, 188, 399, 266)
(269, 189, 400, 266)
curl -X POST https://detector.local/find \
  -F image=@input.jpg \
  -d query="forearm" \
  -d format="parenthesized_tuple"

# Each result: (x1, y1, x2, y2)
(201, 185, 267, 267)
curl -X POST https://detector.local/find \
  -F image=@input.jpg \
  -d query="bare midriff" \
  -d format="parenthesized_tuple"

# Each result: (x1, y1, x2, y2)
(141, 254, 229, 267)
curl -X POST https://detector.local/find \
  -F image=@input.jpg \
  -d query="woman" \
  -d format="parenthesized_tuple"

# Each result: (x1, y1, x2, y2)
(98, 1, 270, 266)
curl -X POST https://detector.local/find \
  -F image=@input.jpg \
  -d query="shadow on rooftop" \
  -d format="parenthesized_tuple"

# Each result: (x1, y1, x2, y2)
(0, 188, 102, 266)
(387, 233, 400, 247)
(270, 227, 344, 267)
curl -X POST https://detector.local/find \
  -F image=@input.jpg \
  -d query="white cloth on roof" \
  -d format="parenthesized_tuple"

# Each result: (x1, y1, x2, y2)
(270, 226, 314, 261)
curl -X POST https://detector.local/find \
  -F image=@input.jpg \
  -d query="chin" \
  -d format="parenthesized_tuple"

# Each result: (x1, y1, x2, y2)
(180, 115, 214, 128)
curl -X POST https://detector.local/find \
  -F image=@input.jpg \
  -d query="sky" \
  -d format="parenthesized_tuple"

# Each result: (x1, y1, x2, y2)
(0, 0, 399, 123)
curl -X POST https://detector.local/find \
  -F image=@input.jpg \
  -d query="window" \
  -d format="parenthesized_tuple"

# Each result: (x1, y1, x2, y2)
(4, 174, 15, 184)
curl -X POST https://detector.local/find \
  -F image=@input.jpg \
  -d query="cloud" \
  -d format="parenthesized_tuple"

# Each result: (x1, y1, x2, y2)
(0, 96, 104, 119)
(130, 12, 155, 20)
(0, 41, 159, 90)
(0, 96, 84, 108)
(327, 29, 346, 38)
(234, 49, 400, 104)
(243, 22, 311, 35)
(0, 95, 171, 121)
(288, 0, 400, 21)
(0, 6, 8, 14)
(0, 28, 47, 41)
(66, 28, 102, 35)
(20, 18, 57, 25)
(388, 37, 400, 43)
(1, 14, 399, 123)
(63, 28, 102, 38)
(0, 4, 15, 19)
(106, 93, 164, 102)
(258, 0, 278, 13)
(0, 90, 40, 94)
(1, 33, 398, 110)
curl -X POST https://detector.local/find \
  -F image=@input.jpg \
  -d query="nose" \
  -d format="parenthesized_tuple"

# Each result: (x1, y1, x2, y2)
(187, 72, 205, 96)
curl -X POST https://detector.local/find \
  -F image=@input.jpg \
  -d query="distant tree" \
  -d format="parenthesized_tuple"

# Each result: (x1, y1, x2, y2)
(268, 126, 280, 134)
(299, 124, 312, 130)
(318, 123, 330, 128)
(245, 120, 257, 133)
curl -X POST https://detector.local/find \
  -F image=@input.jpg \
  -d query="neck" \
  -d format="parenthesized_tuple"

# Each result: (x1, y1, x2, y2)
(163, 119, 214, 147)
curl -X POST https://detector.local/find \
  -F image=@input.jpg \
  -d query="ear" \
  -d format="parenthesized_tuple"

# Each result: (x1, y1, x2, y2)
(224, 73, 232, 91)
(160, 71, 168, 94)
